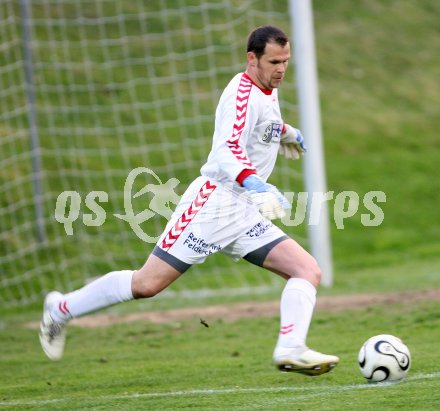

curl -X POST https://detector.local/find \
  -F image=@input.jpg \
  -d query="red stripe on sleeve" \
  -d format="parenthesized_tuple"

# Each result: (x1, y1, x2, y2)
(226, 74, 256, 170)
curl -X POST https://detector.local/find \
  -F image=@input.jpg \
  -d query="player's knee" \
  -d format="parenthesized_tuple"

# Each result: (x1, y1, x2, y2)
(304, 257, 322, 288)
(132, 283, 160, 299)
(131, 272, 161, 299)
(311, 264, 322, 288)
(285, 256, 321, 287)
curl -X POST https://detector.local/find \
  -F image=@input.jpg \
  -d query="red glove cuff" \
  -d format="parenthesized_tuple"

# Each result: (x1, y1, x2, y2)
(236, 169, 256, 186)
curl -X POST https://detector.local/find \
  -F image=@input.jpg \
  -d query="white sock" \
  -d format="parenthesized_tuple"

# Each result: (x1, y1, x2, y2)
(276, 277, 317, 349)
(50, 270, 134, 322)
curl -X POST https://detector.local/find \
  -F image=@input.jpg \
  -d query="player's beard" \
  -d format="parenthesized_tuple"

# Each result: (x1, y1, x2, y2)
(270, 76, 283, 88)
(256, 62, 283, 89)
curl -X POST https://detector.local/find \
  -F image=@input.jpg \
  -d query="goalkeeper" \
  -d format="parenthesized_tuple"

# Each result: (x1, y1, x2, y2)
(40, 25, 339, 375)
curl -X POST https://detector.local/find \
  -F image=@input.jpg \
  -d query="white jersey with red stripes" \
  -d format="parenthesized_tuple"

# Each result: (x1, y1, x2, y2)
(200, 72, 283, 185)
(156, 72, 288, 265)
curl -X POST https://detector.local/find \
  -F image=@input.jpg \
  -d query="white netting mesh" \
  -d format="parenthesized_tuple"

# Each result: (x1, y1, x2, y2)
(0, 0, 305, 308)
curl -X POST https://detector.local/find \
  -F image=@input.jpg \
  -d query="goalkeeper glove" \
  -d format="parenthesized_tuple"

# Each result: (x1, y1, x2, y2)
(279, 124, 307, 160)
(242, 175, 291, 220)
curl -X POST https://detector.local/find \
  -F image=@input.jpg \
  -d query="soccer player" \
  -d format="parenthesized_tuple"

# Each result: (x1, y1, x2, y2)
(40, 25, 339, 375)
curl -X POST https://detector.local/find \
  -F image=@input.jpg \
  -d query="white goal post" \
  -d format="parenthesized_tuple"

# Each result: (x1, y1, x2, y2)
(289, 0, 333, 287)
(0, 0, 332, 308)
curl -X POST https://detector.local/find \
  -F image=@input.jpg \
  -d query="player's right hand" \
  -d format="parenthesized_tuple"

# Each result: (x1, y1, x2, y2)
(279, 124, 307, 160)
(242, 175, 291, 220)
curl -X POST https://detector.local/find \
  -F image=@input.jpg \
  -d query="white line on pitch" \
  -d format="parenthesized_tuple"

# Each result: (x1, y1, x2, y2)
(1, 372, 439, 407)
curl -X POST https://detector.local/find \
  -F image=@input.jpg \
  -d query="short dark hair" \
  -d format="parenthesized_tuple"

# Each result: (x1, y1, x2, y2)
(247, 25, 289, 59)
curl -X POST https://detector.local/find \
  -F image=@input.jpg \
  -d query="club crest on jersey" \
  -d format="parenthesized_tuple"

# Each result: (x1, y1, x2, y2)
(262, 122, 282, 143)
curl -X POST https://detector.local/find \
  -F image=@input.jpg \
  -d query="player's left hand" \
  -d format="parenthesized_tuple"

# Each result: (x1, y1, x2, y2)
(279, 124, 307, 160)
(242, 175, 291, 220)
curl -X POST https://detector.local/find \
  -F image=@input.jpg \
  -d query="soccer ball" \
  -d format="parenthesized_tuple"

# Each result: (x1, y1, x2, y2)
(358, 334, 411, 382)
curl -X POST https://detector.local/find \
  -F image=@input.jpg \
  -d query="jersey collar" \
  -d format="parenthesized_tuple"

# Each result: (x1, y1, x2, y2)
(243, 72, 273, 95)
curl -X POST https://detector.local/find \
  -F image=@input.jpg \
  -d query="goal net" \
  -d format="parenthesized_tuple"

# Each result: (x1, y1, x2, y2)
(0, 0, 306, 309)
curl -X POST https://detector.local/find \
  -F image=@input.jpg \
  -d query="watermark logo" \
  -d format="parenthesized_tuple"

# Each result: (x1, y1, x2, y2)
(54, 167, 386, 242)
(114, 167, 180, 242)
(54, 190, 108, 236)
(280, 190, 386, 229)
(54, 167, 180, 241)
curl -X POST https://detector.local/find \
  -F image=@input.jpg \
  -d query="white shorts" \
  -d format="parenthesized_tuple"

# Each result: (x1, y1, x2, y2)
(153, 176, 288, 272)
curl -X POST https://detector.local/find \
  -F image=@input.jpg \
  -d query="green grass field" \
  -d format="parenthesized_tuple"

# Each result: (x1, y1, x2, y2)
(1, 297, 440, 410)
(1, 0, 440, 409)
